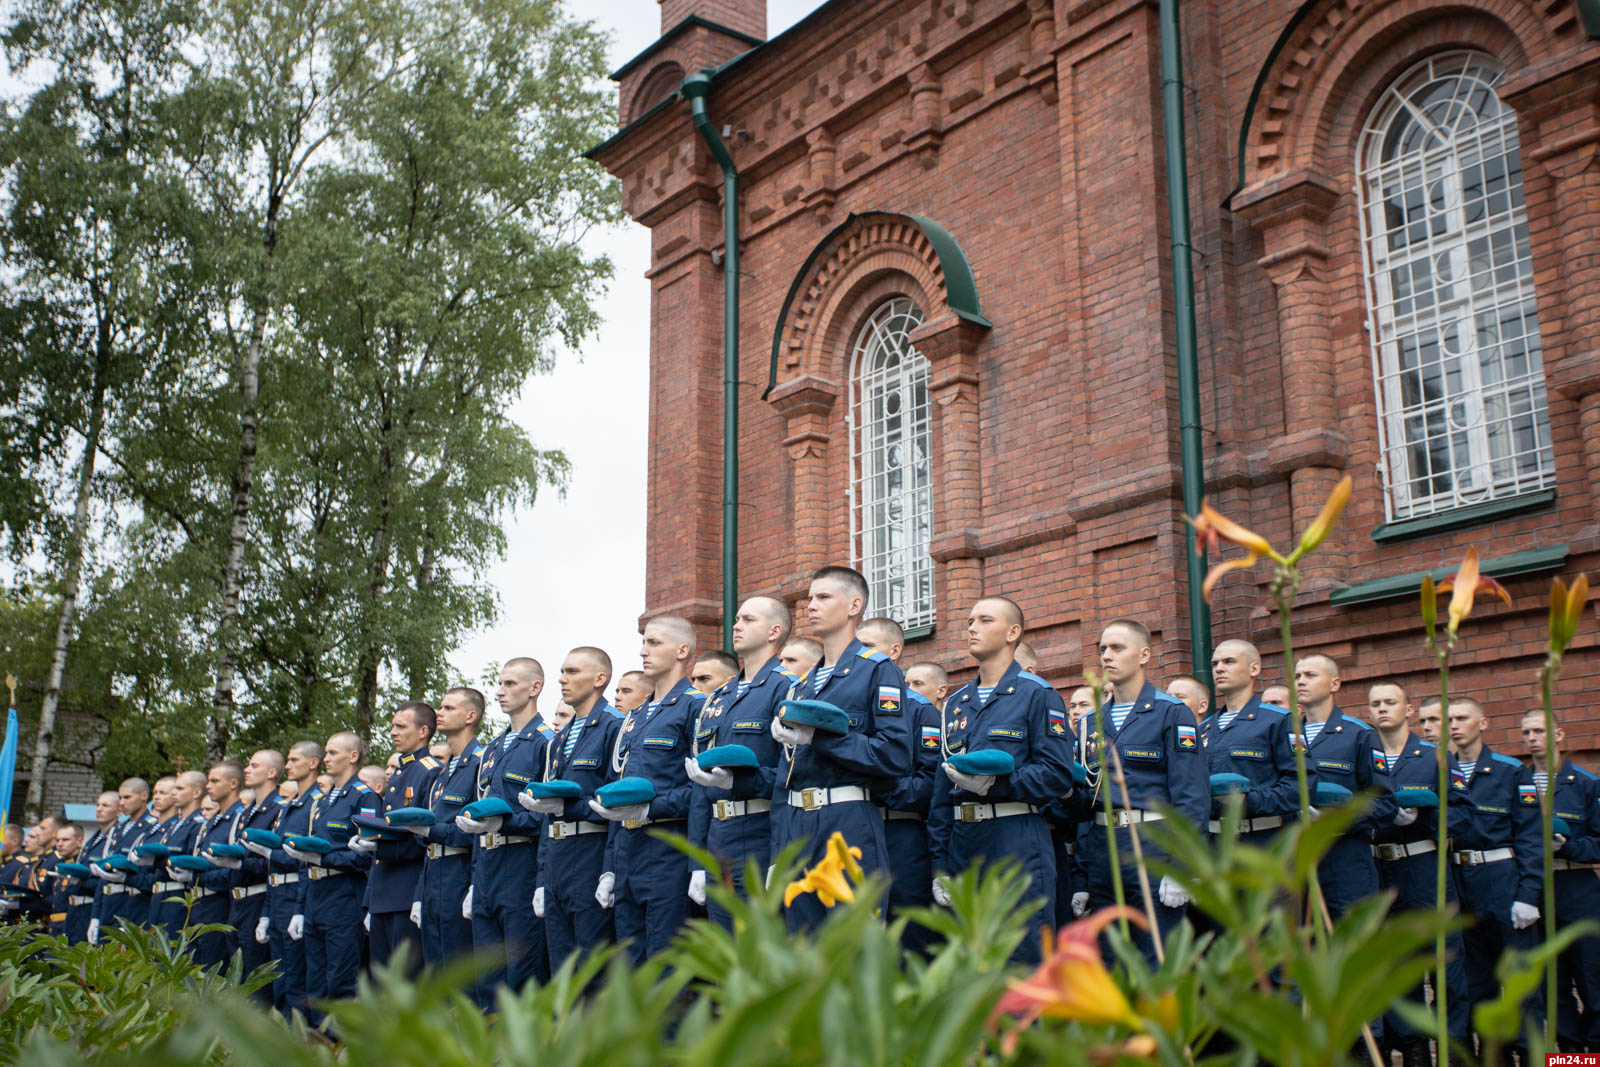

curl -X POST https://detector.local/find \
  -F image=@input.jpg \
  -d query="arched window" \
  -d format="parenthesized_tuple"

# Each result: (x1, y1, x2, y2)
(1357, 51, 1554, 520)
(848, 297, 935, 631)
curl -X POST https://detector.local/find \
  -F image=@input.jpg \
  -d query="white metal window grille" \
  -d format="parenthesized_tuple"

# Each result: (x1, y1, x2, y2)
(1357, 51, 1554, 520)
(848, 297, 935, 631)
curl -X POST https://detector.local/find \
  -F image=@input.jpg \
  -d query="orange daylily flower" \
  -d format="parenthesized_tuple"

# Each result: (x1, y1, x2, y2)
(783, 831, 864, 909)
(1435, 547, 1512, 635)
(1288, 476, 1352, 563)
(1087, 1034, 1160, 1064)
(989, 906, 1149, 1043)
(1549, 574, 1590, 654)
(1189, 477, 1353, 601)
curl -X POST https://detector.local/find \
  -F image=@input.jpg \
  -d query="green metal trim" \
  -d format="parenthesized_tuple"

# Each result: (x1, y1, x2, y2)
(610, 15, 762, 81)
(903, 623, 936, 644)
(1225, 0, 1322, 207)
(1577, 0, 1600, 37)
(1329, 544, 1570, 607)
(764, 211, 990, 399)
(1371, 489, 1557, 543)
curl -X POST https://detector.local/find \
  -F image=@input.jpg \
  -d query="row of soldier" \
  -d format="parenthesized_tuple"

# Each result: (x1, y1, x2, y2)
(4, 564, 1595, 1062)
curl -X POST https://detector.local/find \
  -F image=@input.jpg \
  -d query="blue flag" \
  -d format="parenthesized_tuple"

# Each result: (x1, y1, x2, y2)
(0, 703, 17, 828)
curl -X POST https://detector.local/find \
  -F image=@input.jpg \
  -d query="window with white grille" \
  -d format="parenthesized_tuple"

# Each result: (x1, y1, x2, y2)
(1356, 51, 1555, 520)
(848, 297, 935, 631)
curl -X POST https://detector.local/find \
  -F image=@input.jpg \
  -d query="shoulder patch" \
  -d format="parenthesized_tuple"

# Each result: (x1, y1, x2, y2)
(536, 722, 556, 739)
(777, 668, 800, 683)
(1016, 670, 1051, 688)
(420, 756, 441, 769)
(1259, 703, 1289, 715)
(1490, 752, 1523, 768)
(354, 783, 371, 793)
(906, 688, 932, 706)
(1574, 764, 1598, 780)
(858, 647, 887, 661)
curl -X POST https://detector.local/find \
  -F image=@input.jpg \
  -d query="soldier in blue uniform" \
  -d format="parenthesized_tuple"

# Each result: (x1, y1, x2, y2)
(691, 650, 740, 697)
(355, 702, 441, 972)
(410, 687, 483, 974)
(686, 597, 796, 929)
(211, 750, 285, 986)
(1521, 710, 1594, 1049)
(44, 822, 84, 936)
(88, 777, 158, 942)
(68, 792, 118, 943)
(463, 658, 557, 999)
(1076, 619, 1208, 958)
(1367, 680, 1470, 1064)
(182, 760, 246, 967)
(147, 772, 205, 936)
(126, 776, 180, 932)
(771, 566, 913, 932)
(250, 741, 323, 1016)
(779, 636, 823, 680)
(929, 597, 1076, 964)
(1447, 696, 1545, 1055)
(285, 732, 382, 1020)
(1057, 683, 1095, 924)
(593, 615, 704, 964)
(1204, 641, 1300, 843)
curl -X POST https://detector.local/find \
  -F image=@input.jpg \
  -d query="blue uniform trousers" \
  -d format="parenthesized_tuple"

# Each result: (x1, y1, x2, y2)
(419, 852, 474, 970)
(1556, 870, 1600, 1049)
(189, 890, 233, 968)
(265, 880, 305, 1014)
(1318, 837, 1381, 920)
(369, 909, 422, 973)
(703, 806, 773, 931)
(1051, 827, 1078, 929)
(1458, 859, 1544, 1043)
(614, 829, 690, 964)
(777, 800, 890, 932)
(543, 835, 613, 972)
(229, 891, 270, 982)
(65, 901, 92, 944)
(473, 890, 548, 996)
(884, 815, 936, 954)
(303, 873, 365, 1022)
(1377, 851, 1470, 1038)
(1083, 824, 1183, 964)
(945, 810, 1055, 965)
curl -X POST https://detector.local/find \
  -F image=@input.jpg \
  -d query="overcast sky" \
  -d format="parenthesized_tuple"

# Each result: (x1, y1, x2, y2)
(449, 1, 822, 693)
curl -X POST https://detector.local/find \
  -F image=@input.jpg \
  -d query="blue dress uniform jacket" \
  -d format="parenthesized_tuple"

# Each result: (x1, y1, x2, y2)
(190, 800, 247, 967)
(147, 812, 205, 935)
(1544, 760, 1600, 1048)
(1371, 734, 1471, 1039)
(67, 826, 114, 942)
(470, 718, 557, 997)
(772, 639, 912, 931)
(1201, 698, 1301, 833)
(265, 785, 321, 1016)
(128, 813, 181, 930)
(1302, 706, 1395, 918)
(41, 852, 73, 934)
(301, 778, 382, 1018)
(687, 658, 795, 930)
(605, 677, 704, 964)
(229, 795, 284, 983)
(878, 687, 943, 948)
(418, 739, 482, 971)
(539, 701, 624, 971)
(930, 662, 1077, 964)
(1452, 743, 1546, 1036)
(368, 747, 441, 969)
(92, 810, 158, 930)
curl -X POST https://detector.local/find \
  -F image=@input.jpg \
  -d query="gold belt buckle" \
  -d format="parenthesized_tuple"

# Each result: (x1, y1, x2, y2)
(714, 800, 731, 820)
(622, 818, 645, 830)
(231, 887, 246, 901)
(800, 788, 821, 811)
(958, 803, 980, 823)
(549, 822, 567, 840)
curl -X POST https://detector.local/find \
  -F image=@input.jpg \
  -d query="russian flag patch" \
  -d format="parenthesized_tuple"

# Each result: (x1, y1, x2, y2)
(1177, 724, 1197, 749)
(878, 686, 901, 714)
(921, 725, 941, 750)
(1372, 750, 1388, 774)
(1049, 709, 1067, 735)
(1518, 783, 1539, 805)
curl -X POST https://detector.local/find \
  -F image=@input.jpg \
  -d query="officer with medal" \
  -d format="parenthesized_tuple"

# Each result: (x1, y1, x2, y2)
(685, 597, 796, 929)
(529, 646, 624, 970)
(1202, 641, 1300, 842)
(356, 702, 442, 971)
(1075, 620, 1208, 958)
(592, 616, 704, 964)
(88, 777, 159, 943)
(462, 658, 557, 999)
(406, 687, 484, 976)
(1522, 709, 1600, 1050)
(250, 741, 323, 1016)
(929, 597, 1076, 964)
(43, 822, 85, 936)
(770, 566, 913, 932)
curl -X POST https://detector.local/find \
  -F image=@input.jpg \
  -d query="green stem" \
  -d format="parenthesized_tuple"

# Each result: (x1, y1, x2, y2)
(1093, 695, 1130, 937)
(1274, 571, 1325, 946)
(1542, 657, 1560, 1052)
(1435, 650, 1451, 1066)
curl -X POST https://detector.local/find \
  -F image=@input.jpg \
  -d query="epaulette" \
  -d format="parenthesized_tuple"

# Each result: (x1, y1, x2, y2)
(1016, 670, 1052, 689)
(906, 688, 932, 705)
(1152, 689, 1177, 703)
(1347, 717, 1374, 731)
(191, 814, 206, 823)
(1415, 739, 1437, 748)
(1572, 764, 1597, 780)
(604, 704, 625, 718)
(353, 783, 372, 794)
(686, 688, 707, 701)
(274, 795, 290, 806)
(777, 668, 800, 683)
(420, 756, 441, 770)
(536, 721, 556, 739)
(858, 647, 887, 661)
(1490, 751, 1522, 768)
(1259, 702, 1289, 714)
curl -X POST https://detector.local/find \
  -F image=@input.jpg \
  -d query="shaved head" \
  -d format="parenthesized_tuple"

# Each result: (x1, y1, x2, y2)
(1214, 639, 1260, 665)
(1298, 653, 1340, 679)
(570, 646, 613, 681)
(748, 596, 792, 637)
(646, 615, 696, 652)
(978, 596, 1024, 629)
(503, 657, 545, 683)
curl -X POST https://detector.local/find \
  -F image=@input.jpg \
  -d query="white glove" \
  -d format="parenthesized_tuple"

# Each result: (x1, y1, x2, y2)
(244, 840, 272, 858)
(91, 863, 126, 884)
(1511, 901, 1540, 930)
(132, 852, 157, 867)
(532, 887, 546, 917)
(1071, 891, 1090, 917)
(363, 912, 371, 931)
(1158, 875, 1191, 909)
(1307, 806, 1323, 822)
(765, 865, 775, 889)
(771, 719, 815, 746)
(347, 835, 377, 854)
(932, 878, 952, 907)
(255, 916, 270, 944)
(405, 823, 430, 836)
(1394, 807, 1419, 827)
(0, 900, 15, 915)
(1554, 834, 1569, 852)
(521, 794, 565, 815)
(462, 886, 474, 919)
(590, 800, 649, 824)
(688, 869, 707, 905)
(167, 865, 194, 883)
(941, 762, 996, 796)
(288, 914, 303, 941)
(684, 756, 734, 790)
(208, 852, 243, 869)
(456, 814, 500, 835)
(409, 901, 422, 927)
(87, 918, 100, 944)
(283, 844, 323, 866)
(595, 871, 615, 909)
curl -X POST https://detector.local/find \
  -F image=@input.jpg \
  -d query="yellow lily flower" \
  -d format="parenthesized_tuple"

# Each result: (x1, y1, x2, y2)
(989, 906, 1148, 1039)
(783, 831, 863, 909)
(1287, 475, 1352, 563)
(1435, 547, 1512, 636)
(1189, 477, 1352, 601)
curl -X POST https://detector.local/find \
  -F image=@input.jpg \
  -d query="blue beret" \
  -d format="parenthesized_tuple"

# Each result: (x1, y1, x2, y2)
(778, 699, 851, 735)
(384, 806, 436, 827)
(242, 828, 283, 850)
(284, 834, 335, 855)
(1553, 817, 1573, 837)
(207, 843, 249, 859)
(57, 862, 93, 878)
(104, 854, 138, 872)
(596, 777, 657, 808)
(462, 797, 515, 820)
(168, 854, 213, 872)
(1313, 782, 1352, 806)
(524, 779, 582, 799)
(1394, 787, 1438, 808)
(134, 842, 173, 859)
(697, 744, 760, 770)
(949, 750, 1016, 776)
(1210, 772, 1252, 796)
(351, 813, 407, 839)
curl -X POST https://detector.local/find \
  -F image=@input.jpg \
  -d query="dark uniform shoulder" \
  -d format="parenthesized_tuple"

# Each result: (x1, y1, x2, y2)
(857, 647, 888, 662)
(1571, 763, 1598, 781)
(535, 721, 556, 740)
(1490, 751, 1523, 768)
(420, 756, 441, 770)
(1016, 670, 1053, 689)
(1258, 702, 1289, 715)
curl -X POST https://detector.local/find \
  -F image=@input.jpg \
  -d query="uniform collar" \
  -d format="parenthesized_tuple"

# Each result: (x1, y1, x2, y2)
(1307, 704, 1347, 746)
(1096, 680, 1161, 731)
(650, 676, 696, 708)
(811, 638, 865, 693)
(1210, 693, 1262, 727)
(957, 658, 1024, 705)
(399, 749, 418, 766)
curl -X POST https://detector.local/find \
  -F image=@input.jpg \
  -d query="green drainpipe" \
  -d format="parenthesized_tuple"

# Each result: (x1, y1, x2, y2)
(1158, 0, 1214, 681)
(682, 71, 739, 650)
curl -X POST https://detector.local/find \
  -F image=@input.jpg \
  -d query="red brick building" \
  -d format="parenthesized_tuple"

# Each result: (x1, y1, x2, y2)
(591, 0, 1600, 752)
